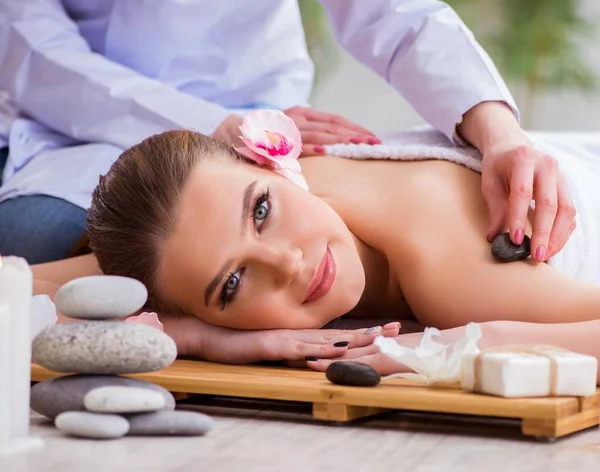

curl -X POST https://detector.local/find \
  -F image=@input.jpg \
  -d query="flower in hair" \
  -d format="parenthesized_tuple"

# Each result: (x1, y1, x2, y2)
(236, 109, 309, 190)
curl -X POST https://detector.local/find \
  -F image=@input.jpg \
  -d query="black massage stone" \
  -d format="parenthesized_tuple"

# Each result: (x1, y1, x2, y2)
(491, 232, 531, 262)
(326, 362, 381, 387)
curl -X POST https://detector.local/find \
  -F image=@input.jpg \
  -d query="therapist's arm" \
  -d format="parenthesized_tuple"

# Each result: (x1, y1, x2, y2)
(0, 0, 230, 150)
(318, 0, 518, 141)
(318, 0, 576, 263)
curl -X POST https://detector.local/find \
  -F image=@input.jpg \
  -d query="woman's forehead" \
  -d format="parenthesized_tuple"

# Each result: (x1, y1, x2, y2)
(159, 161, 262, 302)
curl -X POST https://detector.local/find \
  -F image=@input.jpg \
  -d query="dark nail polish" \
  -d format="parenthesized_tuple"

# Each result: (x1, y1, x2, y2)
(305, 356, 320, 362)
(334, 341, 350, 347)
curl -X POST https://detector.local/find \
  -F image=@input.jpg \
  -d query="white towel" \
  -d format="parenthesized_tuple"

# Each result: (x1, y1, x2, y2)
(325, 126, 600, 286)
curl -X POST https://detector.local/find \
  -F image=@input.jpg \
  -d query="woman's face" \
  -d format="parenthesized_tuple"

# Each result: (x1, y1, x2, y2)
(158, 158, 365, 330)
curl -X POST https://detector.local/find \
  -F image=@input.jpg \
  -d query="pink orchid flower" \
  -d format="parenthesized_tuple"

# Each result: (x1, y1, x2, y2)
(236, 110, 309, 190)
(124, 311, 164, 331)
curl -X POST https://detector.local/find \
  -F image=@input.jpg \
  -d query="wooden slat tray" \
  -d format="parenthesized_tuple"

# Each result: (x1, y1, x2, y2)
(31, 360, 600, 439)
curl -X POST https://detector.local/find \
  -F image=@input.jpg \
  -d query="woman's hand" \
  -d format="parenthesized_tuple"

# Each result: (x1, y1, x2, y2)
(212, 107, 380, 157)
(160, 312, 401, 365)
(307, 322, 507, 375)
(306, 331, 423, 376)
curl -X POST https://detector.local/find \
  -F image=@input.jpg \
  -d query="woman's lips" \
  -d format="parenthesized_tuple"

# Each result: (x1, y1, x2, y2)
(303, 247, 336, 304)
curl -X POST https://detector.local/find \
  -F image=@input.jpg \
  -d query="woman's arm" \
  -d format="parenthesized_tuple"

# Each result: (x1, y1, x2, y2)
(394, 165, 600, 329)
(31, 255, 400, 362)
(310, 319, 600, 382)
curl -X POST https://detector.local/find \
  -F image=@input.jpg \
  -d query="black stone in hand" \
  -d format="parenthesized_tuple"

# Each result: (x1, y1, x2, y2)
(326, 362, 381, 387)
(491, 232, 531, 262)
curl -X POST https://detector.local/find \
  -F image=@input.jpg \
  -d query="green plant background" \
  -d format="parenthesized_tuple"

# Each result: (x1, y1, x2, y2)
(299, 0, 597, 127)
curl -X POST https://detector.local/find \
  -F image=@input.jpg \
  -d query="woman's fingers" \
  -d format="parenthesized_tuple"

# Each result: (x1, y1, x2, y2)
(285, 345, 379, 370)
(290, 323, 401, 349)
(273, 323, 401, 364)
(307, 353, 409, 376)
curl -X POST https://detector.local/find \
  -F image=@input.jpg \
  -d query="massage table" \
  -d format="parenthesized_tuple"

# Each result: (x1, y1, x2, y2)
(31, 360, 600, 441)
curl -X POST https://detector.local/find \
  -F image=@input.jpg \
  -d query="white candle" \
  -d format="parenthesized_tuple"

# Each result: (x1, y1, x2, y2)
(0, 301, 12, 446)
(0, 256, 44, 455)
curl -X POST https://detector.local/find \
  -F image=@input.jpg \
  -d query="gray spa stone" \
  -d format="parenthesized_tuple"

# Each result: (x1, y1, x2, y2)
(84, 386, 166, 413)
(491, 232, 531, 262)
(31, 374, 176, 420)
(326, 362, 381, 387)
(54, 275, 148, 319)
(32, 321, 177, 374)
(55, 411, 130, 439)
(127, 410, 214, 436)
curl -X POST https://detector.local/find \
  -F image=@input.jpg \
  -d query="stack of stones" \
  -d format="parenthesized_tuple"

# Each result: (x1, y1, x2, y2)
(31, 275, 213, 440)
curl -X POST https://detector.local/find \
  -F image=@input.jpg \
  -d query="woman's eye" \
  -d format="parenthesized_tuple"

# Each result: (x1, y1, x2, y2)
(253, 199, 269, 227)
(220, 269, 243, 309)
(225, 272, 240, 293)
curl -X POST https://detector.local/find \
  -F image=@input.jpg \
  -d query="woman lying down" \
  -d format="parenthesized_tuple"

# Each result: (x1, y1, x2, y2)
(31, 111, 600, 379)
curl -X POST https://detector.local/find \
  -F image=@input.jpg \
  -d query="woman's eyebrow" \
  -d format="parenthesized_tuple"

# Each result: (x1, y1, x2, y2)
(203, 180, 258, 307)
(240, 180, 258, 236)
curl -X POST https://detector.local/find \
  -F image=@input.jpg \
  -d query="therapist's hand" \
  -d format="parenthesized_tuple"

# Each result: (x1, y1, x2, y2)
(283, 106, 380, 156)
(212, 107, 380, 156)
(458, 102, 576, 262)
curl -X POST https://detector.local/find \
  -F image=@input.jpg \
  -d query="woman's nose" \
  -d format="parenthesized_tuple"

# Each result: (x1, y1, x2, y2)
(256, 244, 303, 285)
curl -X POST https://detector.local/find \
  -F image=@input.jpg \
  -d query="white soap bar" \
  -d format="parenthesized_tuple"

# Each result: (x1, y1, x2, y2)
(460, 349, 597, 398)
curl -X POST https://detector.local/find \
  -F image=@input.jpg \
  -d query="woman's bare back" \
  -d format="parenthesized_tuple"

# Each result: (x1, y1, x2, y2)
(299, 155, 563, 328)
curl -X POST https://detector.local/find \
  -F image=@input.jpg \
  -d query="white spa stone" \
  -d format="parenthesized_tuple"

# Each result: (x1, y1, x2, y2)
(54, 275, 148, 319)
(32, 321, 177, 374)
(55, 411, 130, 439)
(127, 410, 214, 436)
(84, 386, 166, 413)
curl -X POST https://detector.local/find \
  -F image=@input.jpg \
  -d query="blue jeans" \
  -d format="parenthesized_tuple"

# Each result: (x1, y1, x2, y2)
(0, 147, 88, 264)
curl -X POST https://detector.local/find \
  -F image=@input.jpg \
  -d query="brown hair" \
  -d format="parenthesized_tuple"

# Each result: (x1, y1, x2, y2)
(87, 129, 242, 310)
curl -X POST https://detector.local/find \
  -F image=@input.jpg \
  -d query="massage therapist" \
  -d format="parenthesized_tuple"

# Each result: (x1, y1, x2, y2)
(0, 0, 575, 266)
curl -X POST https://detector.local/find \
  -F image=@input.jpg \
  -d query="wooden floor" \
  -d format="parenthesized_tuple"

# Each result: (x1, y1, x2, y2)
(3, 398, 600, 472)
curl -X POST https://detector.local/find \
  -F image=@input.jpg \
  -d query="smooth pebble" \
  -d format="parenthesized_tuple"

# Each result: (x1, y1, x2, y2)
(127, 410, 214, 436)
(31, 374, 176, 420)
(55, 411, 130, 439)
(326, 362, 381, 387)
(84, 386, 166, 413)
(32, 321, 177, 374)
(54, 275, 148, 320)
(491, 232, 531, 262)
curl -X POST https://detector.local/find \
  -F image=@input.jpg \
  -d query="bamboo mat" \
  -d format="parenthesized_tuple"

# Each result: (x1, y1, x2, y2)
(31, 360, 600, 439)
